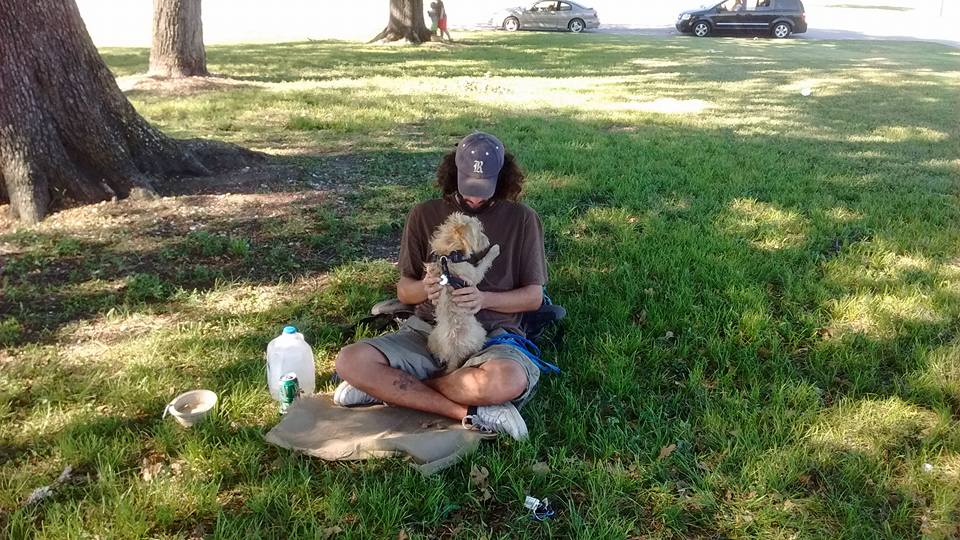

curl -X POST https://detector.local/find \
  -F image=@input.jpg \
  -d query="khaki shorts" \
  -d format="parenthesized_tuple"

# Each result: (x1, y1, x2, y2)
(361, 316, 540, 409)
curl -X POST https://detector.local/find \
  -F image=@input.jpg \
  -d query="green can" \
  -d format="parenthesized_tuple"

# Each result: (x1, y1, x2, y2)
(279, 372, 300, 414)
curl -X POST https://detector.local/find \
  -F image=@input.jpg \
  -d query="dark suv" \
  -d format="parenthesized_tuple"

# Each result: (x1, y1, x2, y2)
(676, 0, 807, 38)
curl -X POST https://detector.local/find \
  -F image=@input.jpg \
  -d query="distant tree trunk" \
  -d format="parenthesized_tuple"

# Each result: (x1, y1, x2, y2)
(149, 0, 208, 77)
(370, 0, 432, 44)
(0, 0, 258, 224)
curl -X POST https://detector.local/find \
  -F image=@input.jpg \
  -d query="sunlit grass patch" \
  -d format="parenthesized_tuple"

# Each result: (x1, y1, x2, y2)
(722, 198, 809, 252)
(909, 342, 960, 410)
(807, 397, 938, 457)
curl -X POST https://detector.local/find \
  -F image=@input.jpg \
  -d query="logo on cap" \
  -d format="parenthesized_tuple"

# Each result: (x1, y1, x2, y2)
(473, 160, 484, 174)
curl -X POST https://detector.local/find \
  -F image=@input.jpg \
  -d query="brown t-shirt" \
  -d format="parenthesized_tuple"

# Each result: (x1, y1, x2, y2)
(398, 197, 548, 333)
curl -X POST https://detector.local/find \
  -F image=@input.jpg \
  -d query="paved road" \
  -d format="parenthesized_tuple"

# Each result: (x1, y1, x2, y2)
(591, 25, 959, 48)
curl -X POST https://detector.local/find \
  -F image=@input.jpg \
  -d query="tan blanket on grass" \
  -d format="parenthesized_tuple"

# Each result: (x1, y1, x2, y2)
(265, 395, 492, 475)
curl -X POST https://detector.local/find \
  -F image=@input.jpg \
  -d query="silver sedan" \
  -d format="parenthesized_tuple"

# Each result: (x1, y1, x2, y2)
(491, 1, 600, 33)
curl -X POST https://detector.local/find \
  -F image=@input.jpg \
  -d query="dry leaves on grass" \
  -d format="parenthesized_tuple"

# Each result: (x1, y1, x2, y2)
(470, 464, 492, 501)
(140, 454, 185, 482)
(658, 443, 677, 460)
(321, 525, 343, 538)
(529, 461, 551, 475)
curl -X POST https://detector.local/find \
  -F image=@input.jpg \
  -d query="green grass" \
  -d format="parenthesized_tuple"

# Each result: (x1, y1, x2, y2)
(3, 32, 960, 538)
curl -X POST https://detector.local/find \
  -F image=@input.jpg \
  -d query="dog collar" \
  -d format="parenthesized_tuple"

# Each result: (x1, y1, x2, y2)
(438, 256, 468, 289)
(430, 244, 492, 265)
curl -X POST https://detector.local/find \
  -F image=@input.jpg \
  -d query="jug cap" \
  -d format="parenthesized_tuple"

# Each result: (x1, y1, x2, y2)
(283, 326, 297, 334)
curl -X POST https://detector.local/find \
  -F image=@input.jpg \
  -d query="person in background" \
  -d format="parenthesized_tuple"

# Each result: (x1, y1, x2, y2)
(428, 1, 440, 39)
(436, 0, 452, 42)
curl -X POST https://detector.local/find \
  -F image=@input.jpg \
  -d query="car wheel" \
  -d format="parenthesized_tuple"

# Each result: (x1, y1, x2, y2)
(692, 21, 711, 37)
(568, 18, 585, 33)
(503, 17, 520, 32)
(772, 22, 792, 38)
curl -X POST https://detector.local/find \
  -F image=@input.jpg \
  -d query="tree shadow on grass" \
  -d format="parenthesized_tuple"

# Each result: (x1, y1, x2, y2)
(101, 34, 958, 84)
(0, 148, 443, 344)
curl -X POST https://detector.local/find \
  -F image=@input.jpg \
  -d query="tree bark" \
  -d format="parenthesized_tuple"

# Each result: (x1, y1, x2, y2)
(150, 0, 208, 77)
(371, 0, 433, 44)
(0, 0, 259, 224)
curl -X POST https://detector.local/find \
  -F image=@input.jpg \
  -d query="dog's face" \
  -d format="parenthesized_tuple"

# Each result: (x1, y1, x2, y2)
(429, 212, 490, 257)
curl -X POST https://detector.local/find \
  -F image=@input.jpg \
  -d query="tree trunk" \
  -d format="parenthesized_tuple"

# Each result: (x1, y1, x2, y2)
(371, 0, 433, 44)
(150, 0, 208, 77)
(0, 0, 259, 224)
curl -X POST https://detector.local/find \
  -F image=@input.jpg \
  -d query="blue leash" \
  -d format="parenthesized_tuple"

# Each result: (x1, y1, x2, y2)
(483, 332, 561, 375)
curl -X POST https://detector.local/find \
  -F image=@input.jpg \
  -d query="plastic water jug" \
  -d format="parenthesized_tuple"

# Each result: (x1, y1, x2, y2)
(266, 326, 316, 400)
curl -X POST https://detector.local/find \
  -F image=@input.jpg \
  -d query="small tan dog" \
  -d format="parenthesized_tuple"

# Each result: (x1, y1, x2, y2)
(425, 212, 500, 373)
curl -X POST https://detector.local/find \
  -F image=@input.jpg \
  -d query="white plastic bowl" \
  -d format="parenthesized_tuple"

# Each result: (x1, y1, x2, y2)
(163, 389, 218, 427)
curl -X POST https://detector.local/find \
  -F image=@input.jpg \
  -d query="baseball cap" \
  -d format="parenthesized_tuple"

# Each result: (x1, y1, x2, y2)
(455, 132, 505, 199)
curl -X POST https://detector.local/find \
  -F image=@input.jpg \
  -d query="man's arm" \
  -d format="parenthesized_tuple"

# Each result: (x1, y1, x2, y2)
(398, 275, 441, 306)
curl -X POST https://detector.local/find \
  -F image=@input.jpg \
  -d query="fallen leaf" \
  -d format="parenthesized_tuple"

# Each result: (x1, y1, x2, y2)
(397, 530, 409, 540)
(470, 465, 489, 489)
(529, 461, 550, 475)
(140, 456, 165, 482)
(470, 465, 493, 502)
(321, 525, 343, 538)
(658, 443, 677, 460)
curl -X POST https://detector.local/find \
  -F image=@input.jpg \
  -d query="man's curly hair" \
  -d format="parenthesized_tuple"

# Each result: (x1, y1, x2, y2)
(435, 151, 525, 202)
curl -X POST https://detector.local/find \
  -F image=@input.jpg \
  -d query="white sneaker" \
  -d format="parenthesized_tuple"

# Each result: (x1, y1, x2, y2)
(333, 381, 382, 407)
(462, 403, 528, 441)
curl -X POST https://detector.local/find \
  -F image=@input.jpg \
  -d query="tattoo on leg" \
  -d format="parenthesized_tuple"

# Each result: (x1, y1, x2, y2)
(392, 371, 418, 391)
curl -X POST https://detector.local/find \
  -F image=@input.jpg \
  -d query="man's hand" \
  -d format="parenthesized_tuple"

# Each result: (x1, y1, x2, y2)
(451, 286, 485, 314)
(423, 275, 442, 304)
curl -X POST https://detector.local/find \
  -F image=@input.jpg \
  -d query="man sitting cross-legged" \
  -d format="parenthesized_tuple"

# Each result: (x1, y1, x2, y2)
(334, 131, 547, 441)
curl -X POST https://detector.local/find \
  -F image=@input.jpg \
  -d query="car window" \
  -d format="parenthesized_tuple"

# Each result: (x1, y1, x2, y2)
(532, 1, 557, 11)
(557, 2, 572, 11)
(743, 0, 760, 10)
(756, 0, 772, 8)
(719, 0, 743, 11)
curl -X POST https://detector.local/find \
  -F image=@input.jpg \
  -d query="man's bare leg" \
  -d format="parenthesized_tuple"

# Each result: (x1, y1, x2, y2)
(335, 343, 468, 421)
(423, 359, 526, 405)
